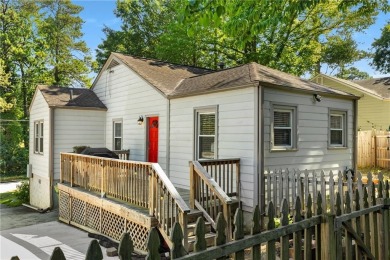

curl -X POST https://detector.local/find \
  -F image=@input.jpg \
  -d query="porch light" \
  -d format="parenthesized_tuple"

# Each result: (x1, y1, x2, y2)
(313, 94, 322, 102)
(137, 116, 144, 125)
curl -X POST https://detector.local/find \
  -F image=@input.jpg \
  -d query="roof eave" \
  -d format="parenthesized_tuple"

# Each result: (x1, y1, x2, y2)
(49, 105, 107, 111)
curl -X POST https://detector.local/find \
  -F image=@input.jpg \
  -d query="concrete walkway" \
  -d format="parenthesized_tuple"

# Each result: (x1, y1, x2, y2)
(0, 181, 21, 193)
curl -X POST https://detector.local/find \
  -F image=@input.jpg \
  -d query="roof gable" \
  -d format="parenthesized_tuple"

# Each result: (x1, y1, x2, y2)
(92, 53, 211, 96)
(37, 85, 107, 110)
(313, 74, 389, 100)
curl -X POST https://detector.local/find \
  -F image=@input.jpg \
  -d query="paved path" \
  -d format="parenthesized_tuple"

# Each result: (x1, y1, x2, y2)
(0, 204, 121, 259)
(0, 181, 21, 193)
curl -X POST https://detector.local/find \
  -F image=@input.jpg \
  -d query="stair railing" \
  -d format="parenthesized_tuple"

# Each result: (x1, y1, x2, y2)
(189, 161, 235, 241)
(149, 163, 191, 249)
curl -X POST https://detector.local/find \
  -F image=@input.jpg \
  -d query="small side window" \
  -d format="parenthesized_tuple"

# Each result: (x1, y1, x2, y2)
(113, 120, 122, 150)
(195, 107, 218, 160)
(329, 110, 347, 147)
(34, 120, 44, 154)
(271, 104, 297, 151)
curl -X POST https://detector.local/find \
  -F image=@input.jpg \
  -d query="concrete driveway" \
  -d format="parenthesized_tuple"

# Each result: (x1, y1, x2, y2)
(0, 204, 121, 259)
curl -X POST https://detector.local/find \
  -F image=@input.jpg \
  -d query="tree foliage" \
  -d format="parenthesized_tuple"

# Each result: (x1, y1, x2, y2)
(38, 0, 92, 87)
(372, 22, 390, 74)
(0, 0, 91, 176)
(96, 0, 387, 77)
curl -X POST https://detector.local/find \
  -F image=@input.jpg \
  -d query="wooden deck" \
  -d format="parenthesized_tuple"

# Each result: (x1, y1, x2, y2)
(58, 153, 240, 253)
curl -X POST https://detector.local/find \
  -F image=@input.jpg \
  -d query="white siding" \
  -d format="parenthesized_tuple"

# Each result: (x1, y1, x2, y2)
(93, 63, 168, 170)
(53, 109, 106, 180)
(170, 88, 257, 210)
(29, 90, 51, 209)
(264, 87, 354, 172)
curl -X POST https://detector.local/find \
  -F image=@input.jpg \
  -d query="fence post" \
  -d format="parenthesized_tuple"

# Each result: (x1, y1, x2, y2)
(380, 198, 390, 259)
(223, 203, 232, 242)
(374, 134, 377, 167)
(321, 214, 336, 260)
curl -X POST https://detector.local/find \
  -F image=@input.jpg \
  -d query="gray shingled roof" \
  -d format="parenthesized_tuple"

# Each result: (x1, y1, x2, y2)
(169, 63, 356, 98)
(353, 77, 390, 100)
(112, 53, 211, 95)
(38, 85, 107, 109)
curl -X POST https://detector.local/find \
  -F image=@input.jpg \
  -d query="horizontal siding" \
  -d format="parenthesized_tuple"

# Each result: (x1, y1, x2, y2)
(29, 91, 50, 178)
(93, 63, 168, 171)
(170, 87, 257, 209)
(318, 77, 390, 131)
(29, 90, 51, 208)
(53, 109, 106, 179)
(264, 87, 354, 173)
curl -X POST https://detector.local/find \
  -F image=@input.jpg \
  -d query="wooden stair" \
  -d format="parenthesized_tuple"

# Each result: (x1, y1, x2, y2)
(186, 210, 215, 252)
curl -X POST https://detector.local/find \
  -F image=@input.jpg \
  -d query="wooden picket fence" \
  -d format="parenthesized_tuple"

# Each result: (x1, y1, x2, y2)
(12, 176, 390, 259)
(358, 130, 390, 168)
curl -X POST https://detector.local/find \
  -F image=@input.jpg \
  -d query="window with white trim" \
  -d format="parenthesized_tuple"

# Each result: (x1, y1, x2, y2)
(195, 107, 217, 160)
(271, 105, 297, 150)
(34, 120, 44, 154)
(113, 120, 122, 150)
(329, 110, 347, 147)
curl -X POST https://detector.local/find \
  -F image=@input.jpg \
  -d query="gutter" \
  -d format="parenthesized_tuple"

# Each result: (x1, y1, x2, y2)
(166, 99, 171, 177)
(353, 99, 358, 171)
(49, 108, 54, 209)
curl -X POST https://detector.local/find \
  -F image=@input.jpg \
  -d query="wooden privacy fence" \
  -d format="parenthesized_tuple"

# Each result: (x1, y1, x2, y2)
(20, 186, 390, 260)
(358, 130, 390, 168)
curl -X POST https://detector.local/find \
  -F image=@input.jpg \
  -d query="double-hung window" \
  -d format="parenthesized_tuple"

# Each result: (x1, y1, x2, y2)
(34, 120, 44, 154)
(329, 110, 347, 147)
(271, 104, 297, 150)
(195, 107, 217, 160)
(113, 120, 122, 150)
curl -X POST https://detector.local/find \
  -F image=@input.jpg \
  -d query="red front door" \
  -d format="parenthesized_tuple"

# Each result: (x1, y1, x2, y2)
(148, 117, 159, 163)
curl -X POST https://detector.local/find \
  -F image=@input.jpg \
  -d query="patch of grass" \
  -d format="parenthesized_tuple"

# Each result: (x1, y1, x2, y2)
(0, 191, 24, 207)
(0, 175, 27, 183)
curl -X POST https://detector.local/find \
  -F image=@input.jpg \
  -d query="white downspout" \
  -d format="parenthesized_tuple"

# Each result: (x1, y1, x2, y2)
(166, 99, 171, 177)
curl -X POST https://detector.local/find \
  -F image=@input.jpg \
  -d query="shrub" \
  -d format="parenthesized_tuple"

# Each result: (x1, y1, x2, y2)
(14, 181, 29, 203)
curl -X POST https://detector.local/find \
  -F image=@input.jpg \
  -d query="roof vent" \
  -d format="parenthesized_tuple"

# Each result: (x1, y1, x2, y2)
(218, 62, 225, 70)
(70, 89, 73, 101)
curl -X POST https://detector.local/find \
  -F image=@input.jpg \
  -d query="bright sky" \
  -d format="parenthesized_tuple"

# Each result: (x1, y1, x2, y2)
(75, 0, 389, 78)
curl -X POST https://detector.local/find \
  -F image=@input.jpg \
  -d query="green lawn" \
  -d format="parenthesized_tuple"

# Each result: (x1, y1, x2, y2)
(0, 175, 27, 183)
(0, 191, 24, 207)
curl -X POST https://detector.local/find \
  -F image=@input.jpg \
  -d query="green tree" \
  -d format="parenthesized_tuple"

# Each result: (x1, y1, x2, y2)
(334, 67, 371, 80)
(182, 0, 387, 75)
(38, 0, 92, 87)
(372, 22, 390, 74)
(96, 0, 169, 68)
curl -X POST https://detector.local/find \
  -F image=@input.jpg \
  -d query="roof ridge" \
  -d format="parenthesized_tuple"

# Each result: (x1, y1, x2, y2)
(112, 52, 213, 72)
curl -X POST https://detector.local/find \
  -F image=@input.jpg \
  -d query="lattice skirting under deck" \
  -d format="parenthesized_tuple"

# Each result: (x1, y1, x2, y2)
(58, 184, 155, 253)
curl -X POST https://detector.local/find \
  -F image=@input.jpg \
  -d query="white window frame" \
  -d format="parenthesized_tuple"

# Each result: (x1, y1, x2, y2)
(34, 120, 44, 154)
(329, 110, 347, 148)
(194, 106, 218, 160)
(271, 104, 297, 151)
(113, 120, 123, 150)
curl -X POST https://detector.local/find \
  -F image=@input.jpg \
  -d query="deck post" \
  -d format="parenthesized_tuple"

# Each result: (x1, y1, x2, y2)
(223, 203, 232, 242)
(149, 169, 156, 216)
(189, 162, 195, 209)
(180, 211, 188, 251)
(70, 159, 73, 187)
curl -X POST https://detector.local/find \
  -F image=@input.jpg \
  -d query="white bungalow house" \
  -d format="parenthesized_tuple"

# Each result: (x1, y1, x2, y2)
(28, 86, 106, 209)
(29, 53, 359, 211)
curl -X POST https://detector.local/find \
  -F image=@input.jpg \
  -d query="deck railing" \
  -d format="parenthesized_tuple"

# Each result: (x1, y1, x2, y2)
(199, 158, 240, 198)
(190, 160, 238, 241)
(60, 152, 190, 249)
(149, 163, 190, 249)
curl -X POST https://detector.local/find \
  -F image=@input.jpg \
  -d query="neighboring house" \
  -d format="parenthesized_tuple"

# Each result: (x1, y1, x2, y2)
(30, 53, 359, 211)
(312, 74, 390, 131)
(28, 86, 106, 209)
